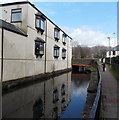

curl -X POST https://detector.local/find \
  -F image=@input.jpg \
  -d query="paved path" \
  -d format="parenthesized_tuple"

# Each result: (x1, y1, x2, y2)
(100, 64, 118, 119)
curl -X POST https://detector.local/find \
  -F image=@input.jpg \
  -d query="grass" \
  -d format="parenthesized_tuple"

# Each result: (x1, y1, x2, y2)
(86, 66, 97, 72)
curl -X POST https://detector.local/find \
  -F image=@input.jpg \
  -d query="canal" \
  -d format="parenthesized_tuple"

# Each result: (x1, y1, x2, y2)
(2, 72, 90, 119)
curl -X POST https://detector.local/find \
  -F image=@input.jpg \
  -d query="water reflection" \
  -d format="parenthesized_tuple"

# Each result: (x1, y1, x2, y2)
(2, 72, 90, 119)
(2, 72, 71, 119)
(60, 74, 90, 118)
(33, 98, 44, 118)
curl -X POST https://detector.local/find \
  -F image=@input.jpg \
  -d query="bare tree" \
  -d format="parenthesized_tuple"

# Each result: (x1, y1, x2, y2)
(72, 45, 92, 58)
(91, 46, 108, 58)
(72, 45, 108, 59)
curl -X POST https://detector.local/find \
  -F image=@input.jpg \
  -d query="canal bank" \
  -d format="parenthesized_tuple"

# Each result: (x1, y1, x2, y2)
(2, 68, 71, 94)
(81, 66, 101, 119)
(2, 59, 102, 119)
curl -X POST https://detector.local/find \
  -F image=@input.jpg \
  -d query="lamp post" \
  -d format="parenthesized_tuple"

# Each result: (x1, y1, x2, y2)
(107, 37, 111, 64)
(107, 33, 116, 65)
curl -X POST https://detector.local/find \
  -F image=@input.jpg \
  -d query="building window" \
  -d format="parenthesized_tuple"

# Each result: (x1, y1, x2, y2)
(113, 51, 116, 55)
(53, 89, 59, 103)
(11, 8, 22, 22)
(109, 51, 111, 56)
(62, 34, 67, 45)
(62, 49, 66, 59)
(54, 28, 60, 41)
(54, 45, 60, 58)
(35, 37, 45, 58)
(36, 15, 45, 33)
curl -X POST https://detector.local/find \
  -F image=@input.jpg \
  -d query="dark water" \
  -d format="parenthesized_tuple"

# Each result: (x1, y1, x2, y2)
(2, 72, 90, 119)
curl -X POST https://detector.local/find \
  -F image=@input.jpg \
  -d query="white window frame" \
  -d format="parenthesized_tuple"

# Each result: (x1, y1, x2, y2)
(62, 49, 66, 59)
(62, 34, 67, 44)
(11, 8, 22, 22)
(54, 46, 60, 58)
(35, 41, 45, 58)
(54, 28, 60, 40)
(36, 16, 45, 32)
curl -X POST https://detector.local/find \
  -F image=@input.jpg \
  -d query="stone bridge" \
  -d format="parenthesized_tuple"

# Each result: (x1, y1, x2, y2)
(72, 58, 98, 73)
(72, 58, 98, 66)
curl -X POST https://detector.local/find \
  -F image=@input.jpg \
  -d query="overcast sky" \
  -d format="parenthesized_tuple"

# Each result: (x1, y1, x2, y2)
(1, 0, 117, 47)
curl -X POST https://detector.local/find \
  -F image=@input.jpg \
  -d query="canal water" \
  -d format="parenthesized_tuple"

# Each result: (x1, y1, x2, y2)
(2, 72, 90, 119)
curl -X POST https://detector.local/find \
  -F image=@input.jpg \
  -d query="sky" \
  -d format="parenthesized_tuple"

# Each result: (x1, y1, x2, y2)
(34, 2, 117, 47)
(1, 0, 117, 47)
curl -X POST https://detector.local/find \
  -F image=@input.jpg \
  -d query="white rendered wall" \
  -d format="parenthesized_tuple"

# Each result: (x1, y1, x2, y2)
(1, 3, 72, 82)
(1, 4, 28, 34)
(106, 51, 119, 58)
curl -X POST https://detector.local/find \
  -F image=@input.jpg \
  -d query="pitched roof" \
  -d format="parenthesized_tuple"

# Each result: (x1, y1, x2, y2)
(54, 45, 60, 48)
(113, 45, 119, 51)
(0, 19, 27, 37)
(35, 37, 46, 43)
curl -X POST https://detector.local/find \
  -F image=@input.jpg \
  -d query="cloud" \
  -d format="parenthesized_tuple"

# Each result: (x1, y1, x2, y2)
(62, 25, 117, 47)
(72, 82, 88, 97)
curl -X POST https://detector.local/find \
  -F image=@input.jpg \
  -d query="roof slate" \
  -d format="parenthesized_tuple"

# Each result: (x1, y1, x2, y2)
(35, 37, 46, 43)
(0, 19, 27, 37)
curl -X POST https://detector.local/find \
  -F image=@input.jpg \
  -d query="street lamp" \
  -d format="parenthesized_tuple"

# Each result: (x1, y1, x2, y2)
(107, 37, 111, 64)
(107, 33, 116, 65)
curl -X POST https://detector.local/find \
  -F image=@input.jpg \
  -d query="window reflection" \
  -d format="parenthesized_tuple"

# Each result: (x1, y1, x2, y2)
(35, 40, 45, 58)
(62, 49, 66, 59)
(54, 45, 60, 58)
(11, 8, 22, 22)
(33, 98, 44, 118)
(61, 98, 66, 111)
(53, 89, 59, 103)
(36, 16, 45, 32)
(54, 28, 60, 40)
(61, 84, 66, 96)
(52, 107, 58, 119)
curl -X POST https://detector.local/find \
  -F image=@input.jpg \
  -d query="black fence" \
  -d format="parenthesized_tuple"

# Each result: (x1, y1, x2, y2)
(105, 56, 119, 65)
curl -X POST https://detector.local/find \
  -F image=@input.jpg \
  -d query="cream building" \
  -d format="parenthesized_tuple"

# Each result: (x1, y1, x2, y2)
(106, 45, 119, 58)
(0, 1, 72, 82)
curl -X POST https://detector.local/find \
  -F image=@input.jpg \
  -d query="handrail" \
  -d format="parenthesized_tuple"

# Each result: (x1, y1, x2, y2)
(89, 70, 102, 119)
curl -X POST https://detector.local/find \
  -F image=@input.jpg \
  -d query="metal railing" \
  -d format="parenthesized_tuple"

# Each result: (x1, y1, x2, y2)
(89, 70, 102, 119)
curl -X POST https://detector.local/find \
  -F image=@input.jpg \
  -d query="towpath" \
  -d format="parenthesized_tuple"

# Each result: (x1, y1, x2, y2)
(100, 64, 118, 119)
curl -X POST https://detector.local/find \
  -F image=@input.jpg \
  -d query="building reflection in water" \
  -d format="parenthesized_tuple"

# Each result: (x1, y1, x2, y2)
(2, 72, 71, 119)
(3, 72, 90, 119)
(60, 73, 90, 118)
(33, 98, 44, 118)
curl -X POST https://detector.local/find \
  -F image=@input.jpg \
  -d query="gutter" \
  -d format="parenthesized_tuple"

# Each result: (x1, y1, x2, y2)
(1, 28, 3, 82)
(44, 20, 47, 73)
(0, 27, 3, 120)
(67, 43, 68, 69)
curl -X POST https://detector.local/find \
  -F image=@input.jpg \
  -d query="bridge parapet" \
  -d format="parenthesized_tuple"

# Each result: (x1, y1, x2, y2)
(72, 58, 98, 65)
